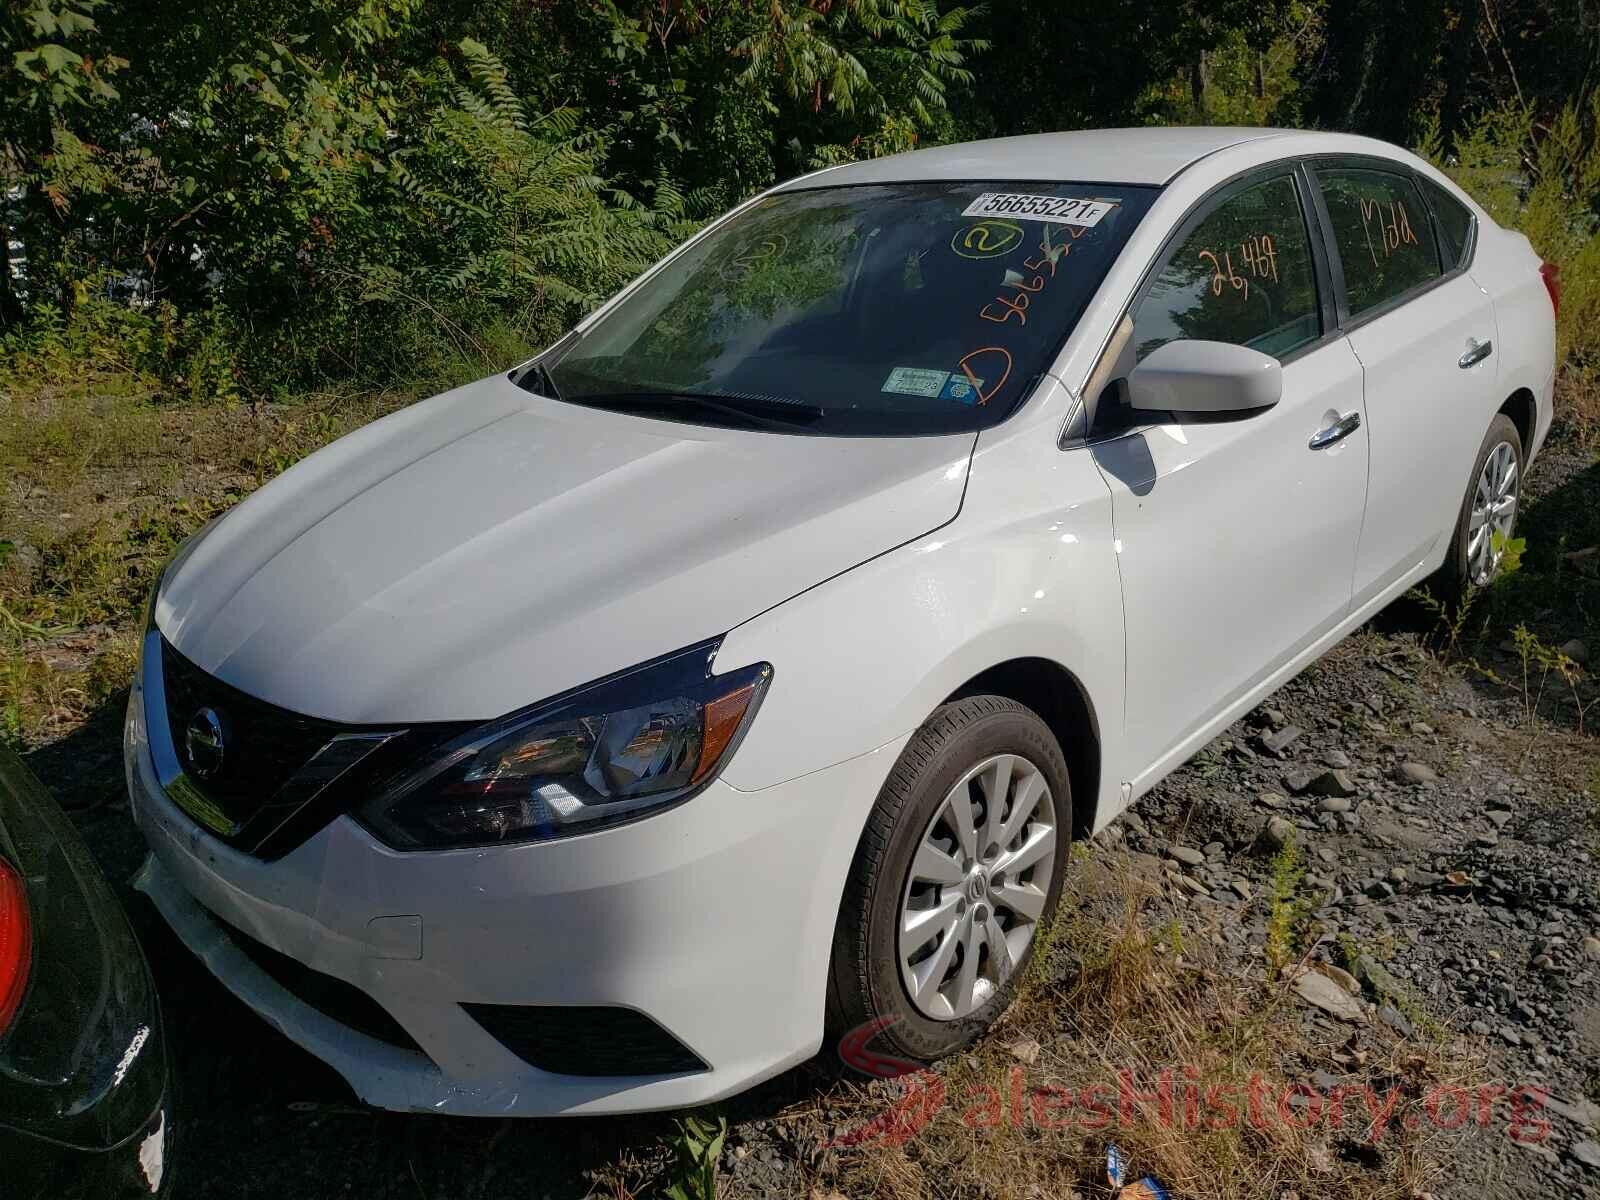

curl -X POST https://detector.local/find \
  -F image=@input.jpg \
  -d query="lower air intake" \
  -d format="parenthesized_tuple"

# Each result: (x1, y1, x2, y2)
(460, 1003, 707, 1077)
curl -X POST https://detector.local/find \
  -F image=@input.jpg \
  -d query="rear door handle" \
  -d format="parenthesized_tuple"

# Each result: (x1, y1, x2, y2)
(1309, 410, 1361, 450)
(1459, 337, 1493, 368)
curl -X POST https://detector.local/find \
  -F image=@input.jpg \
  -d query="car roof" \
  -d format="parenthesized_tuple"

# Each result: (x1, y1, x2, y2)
(779, 127, 1304, 189)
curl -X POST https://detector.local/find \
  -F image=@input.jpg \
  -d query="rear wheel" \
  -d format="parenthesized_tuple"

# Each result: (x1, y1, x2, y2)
(827, 696, 1072, 1063)
(1437, 413, 1523, 600)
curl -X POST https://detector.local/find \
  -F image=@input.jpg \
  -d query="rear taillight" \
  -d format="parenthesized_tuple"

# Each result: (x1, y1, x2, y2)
(0, 859, 31, 1035)
(1540, 261, 1561, 319)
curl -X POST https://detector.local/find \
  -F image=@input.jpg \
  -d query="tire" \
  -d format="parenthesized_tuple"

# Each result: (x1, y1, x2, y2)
(827, 695, 1073, 1064)
(1435, 413, 1524, 601)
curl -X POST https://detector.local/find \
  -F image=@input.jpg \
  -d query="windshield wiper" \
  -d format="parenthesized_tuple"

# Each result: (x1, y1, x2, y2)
(569, 391, 826, 432)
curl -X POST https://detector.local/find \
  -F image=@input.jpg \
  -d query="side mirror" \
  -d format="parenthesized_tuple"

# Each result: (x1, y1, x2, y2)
(1126, 339, 1282, 416)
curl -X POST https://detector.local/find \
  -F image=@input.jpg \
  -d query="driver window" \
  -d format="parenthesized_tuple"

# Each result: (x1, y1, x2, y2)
(1131, 174, 1321, 362)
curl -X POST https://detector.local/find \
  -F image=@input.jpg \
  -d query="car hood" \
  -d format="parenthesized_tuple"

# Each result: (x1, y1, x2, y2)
(157, 373, 975, 723)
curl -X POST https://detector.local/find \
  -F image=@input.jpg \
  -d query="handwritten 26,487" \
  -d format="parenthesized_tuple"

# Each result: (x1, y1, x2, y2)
(1197, 233, 1278, 301)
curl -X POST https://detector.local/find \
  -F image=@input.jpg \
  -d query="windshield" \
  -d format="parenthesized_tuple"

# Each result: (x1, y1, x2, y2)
(543, 181, 1158, 436)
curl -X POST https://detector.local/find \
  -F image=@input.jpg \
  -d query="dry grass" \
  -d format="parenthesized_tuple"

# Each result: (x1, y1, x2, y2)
(803, 854, 1485, 1200)
(0, 383, 416, 748)
(1555, 368, 1600, 454)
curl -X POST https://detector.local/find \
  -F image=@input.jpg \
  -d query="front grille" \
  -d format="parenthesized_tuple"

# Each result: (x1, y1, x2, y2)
(160, 638, 352, 835)
(216, 918, 428, 1059)
(156, 637, 470, 858)
(461, 1003, 708, 1077)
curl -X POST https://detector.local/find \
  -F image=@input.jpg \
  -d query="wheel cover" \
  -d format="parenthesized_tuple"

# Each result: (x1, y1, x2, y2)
(1468, 440, 1519, 586)
(897, 754, 1056, 1021)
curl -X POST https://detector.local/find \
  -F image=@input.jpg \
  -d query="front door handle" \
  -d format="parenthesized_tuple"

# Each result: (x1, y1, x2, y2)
(1309, 410, 1361, 450)
(1459, 337, 1493, 368)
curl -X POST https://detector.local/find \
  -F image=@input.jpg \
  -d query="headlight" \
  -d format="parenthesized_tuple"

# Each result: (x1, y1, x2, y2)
(360, 641, 772, 849)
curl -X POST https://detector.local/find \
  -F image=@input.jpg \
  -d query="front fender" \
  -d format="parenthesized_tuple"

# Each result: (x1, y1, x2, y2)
(713, 394, 1126, 827)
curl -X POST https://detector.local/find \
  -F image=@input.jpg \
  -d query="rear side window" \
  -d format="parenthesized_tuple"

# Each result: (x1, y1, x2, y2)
(1419, 175, 1474, 269)
(1317, 168, 1441, 318)
(1131, 173, 1322, 361)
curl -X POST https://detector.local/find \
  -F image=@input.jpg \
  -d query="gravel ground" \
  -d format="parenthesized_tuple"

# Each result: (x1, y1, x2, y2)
(50, 439, 1600, 1199)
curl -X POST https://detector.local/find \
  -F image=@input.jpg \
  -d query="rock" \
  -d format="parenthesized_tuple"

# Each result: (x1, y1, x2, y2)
(1228, 879, 1253, 901)
(1559, 638, 1590, 665)
(1485, 809, 1513, 829)
(1263, 815, 1295, 850)
(1473, 833, 1500, 849)
(1365, 880, 1395, 900)
(1518, 1140, 1562, 1165)
(1293, 970, 1366, 1022)
(1353, 955, 1405, 1001)
(1498, 1026, 1523, 1047)
(1394, 761, 1439, 785)
(1324, 749, 1352, 769)
(1320, 964, 1362, 995)
(1545, 1095, 1600, 1132)
(1570, 1139, 1600, 1171)
(1388, 866, 1407, 884)
(1203, 841, 1225, 859)
(1318, 796, 1353, 814)
(1256, 790, 1287, 809)
(1308, 769, 1358, 798)
(1285, 769, 1318, 794)
(1170, 845, 1206, 867)
(1584, 936, 1600, 960)
(1259, 724, 1303, 755)
(1410, 721, 1434, 735)
(1317, 847, 1337, 864)
(1007, 1038, 1041, 1065)
(1377, 1005, 1415, 1038)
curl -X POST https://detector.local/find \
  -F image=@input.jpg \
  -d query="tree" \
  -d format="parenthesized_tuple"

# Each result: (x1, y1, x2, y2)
(0, 0, 123, 323)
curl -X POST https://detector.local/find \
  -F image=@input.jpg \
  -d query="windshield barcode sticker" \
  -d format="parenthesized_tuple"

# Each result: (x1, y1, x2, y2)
(961, 193, 1115, 227)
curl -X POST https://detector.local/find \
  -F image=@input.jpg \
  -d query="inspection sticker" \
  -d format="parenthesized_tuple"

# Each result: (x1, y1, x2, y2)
(940, 374, 982, 404)
(961, 193, 1115, 227)
(881, 366, 951, 397)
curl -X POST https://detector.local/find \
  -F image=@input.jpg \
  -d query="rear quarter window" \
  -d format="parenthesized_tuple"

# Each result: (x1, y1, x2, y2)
(1419, 175, 1475, 269)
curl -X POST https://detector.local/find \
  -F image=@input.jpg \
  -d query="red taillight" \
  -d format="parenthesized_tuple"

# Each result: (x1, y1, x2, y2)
(0, 859, 31, 1035)
(1540, 261, 1561, 319)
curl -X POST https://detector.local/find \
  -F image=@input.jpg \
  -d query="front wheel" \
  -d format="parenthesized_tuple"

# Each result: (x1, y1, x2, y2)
(827, 696, 1072, 1064)
(1437, 413, 1524, 599)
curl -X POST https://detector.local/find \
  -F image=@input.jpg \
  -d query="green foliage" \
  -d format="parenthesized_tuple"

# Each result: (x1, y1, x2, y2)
(1418, 94, 1600, 368)
(738, 0, 987, 166)
(662, 1113, 725, 1200)
(7, 0, 1600, 403)
(1264, 837, 1308, 977)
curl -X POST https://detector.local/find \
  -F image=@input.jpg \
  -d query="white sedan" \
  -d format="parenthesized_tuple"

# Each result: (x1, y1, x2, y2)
(125, 126, 1554, 1115)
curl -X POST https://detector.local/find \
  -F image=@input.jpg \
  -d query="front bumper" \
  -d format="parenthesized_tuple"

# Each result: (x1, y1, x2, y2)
(126, 655, 902, 1116)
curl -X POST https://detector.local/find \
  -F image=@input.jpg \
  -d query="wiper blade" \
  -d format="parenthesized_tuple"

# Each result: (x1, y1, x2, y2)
(570, 391, 826, 431)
